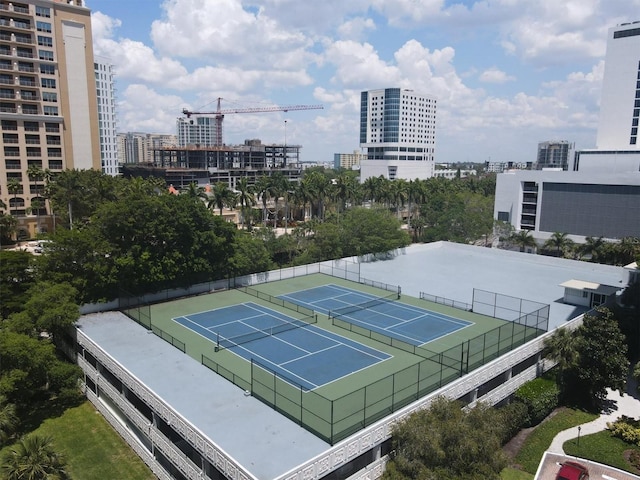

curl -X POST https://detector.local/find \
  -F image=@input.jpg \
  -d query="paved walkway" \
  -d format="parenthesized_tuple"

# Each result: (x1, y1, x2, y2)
(548, 386, 640, 454)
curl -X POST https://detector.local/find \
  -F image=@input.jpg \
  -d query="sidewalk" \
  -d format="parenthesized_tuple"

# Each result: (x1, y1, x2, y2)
(548, 387, 640, 454)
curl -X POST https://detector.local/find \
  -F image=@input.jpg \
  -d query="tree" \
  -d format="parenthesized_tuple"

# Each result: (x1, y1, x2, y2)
(0, 434, 69, 480)
(6, 180, 21, 218)
(22, 282, 79, 340)
(255, 175, 276, 226)
(208, 182, 237, 216)
(570, 307, 629, 409)
(509, 230, 536, 252)
(383, 397, 507, 480)
(0, 251, 35, 319)
(543, 327, 579, 392)
(235, 177, 255, 230)
(341, 208, 410, 257)
(228, 233, 274, 276)
(0, 396, 18, 447)
(0, 213, 17, 246)
(580, 236, 605, 262)
(543, 232, 574, 258)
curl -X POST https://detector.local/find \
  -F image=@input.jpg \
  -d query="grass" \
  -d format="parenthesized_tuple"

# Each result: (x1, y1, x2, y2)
(3, 401, 155, 480)
(564, 430, 640, 475)
(514, 408, 598, 475)
(500, 467, 535, 479)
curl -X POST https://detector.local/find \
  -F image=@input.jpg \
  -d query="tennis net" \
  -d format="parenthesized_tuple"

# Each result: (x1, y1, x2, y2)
(216, 314, 317, 351)
(328, 291, 399, 320)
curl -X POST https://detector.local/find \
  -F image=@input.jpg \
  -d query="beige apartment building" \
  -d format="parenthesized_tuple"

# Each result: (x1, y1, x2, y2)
(0, 0, 99, 239)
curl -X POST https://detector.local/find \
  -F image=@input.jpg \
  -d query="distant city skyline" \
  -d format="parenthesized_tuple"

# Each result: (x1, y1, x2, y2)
(86, 0, 638, 164)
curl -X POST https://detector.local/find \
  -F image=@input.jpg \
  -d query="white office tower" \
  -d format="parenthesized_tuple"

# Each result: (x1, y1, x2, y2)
(94, 55, 118, 175)
(596, 22, 640, 150)
(359, 88, 436, 181)
(176, 116, 217, 147)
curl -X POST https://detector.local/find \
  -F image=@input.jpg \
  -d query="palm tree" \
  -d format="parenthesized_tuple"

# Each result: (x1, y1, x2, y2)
(47, 169, 83, 229)
(543, 232, 574, 257)
(7, 179, 21, 218)
(543, 327, 579, 389)
(27, 198, 45, 235)
(235, 177, 255, 230)
(510, 229, 536, 252)
(181, 182, 208, 203)
(26, 165, 44, 196)
(388, 179, 409, 220)
(0, 396, 18, 446)
(0, 434, 69, 480)
(305, 171, 332, 220)
(255, 175, 276, 227)
(333, 172, 358, 213)
(208, 182, 237, 215)
(580, 236, 605, 262)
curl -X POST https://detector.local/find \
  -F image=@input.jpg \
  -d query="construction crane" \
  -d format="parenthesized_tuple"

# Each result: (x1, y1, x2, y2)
(181, 97, 324, 147)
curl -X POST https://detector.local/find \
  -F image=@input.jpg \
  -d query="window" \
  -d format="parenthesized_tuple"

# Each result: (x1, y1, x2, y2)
(45, 123, 59, 132)
(36, 21, 51, 33)
(37, 36, 53, 47)
(42, 92, 57, 102)
(47, 147, 62, 157)
(41, 78, 56, 89)
(24, 121, 39, 131)
(40, 64, 55, 75)
(1, 120, 17, 130)
(43, 105, 58, 116)
(38, 50, 53, 61)
(36, 6, 51, 18)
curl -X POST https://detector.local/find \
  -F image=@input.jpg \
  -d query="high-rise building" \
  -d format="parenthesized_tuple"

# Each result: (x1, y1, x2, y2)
(536, 141, 572, 170)
(333, 150, 365, 170)
(0, 0, 100, 238)
(596, 22, 640, 150)
(359, 88, 436, 181)
(573, 21, 640, 173)
(117, 132, 178, 164)
(177, 116, 218, 147)
(94, 55, 118, 176)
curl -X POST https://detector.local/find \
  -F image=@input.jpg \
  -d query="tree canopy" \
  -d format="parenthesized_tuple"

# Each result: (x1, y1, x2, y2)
(383, 397, 508, 480)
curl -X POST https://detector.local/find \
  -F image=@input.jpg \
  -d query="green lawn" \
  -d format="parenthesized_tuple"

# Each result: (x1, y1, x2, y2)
(564, 430, 640, 475)
(3, 401, 155, 480)
(514, 408, 598, 475)
(500, 467, 534, 480)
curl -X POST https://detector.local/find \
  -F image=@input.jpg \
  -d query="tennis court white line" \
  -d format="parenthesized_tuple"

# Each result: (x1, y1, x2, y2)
(230, 344, 320, 389)
(279, 343, 341, 366)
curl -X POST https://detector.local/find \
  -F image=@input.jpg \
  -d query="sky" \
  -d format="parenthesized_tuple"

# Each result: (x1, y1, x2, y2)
(86, 0, 640, 165)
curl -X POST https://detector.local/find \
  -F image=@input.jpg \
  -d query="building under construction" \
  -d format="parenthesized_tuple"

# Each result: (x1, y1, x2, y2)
(150, 139, 302, 190)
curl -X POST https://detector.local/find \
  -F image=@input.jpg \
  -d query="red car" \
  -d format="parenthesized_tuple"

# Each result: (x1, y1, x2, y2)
(556, 461, 589, 480)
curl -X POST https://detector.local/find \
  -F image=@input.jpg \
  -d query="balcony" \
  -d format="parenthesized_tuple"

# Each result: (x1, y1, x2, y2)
(21, 106, 39, 115)
(0, 61, 10, 71)
(522, 194, 538, 204)
(18, 79, 35, 87)
(0, 105, 16, 113)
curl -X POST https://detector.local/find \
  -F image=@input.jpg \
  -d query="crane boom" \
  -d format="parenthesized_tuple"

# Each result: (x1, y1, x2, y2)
(181, 97, 323, 146)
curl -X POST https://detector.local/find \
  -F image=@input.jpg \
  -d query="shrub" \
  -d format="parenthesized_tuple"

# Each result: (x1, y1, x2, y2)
(607, 416, 640, 446)
(515, 377, 560, 426)
(497, 401, 529, 443)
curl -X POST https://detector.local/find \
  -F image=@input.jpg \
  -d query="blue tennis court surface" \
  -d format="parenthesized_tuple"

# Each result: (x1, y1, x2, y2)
(279, 284, 472, 346)
(174, 302, 391, 390)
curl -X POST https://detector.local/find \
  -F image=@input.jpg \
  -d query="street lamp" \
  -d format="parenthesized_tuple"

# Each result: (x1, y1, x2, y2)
(577, 425, 581, 446)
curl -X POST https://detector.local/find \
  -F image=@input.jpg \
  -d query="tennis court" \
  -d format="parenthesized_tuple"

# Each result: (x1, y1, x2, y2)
(279, 284, 473, 346)
(174, 302, 391, 390)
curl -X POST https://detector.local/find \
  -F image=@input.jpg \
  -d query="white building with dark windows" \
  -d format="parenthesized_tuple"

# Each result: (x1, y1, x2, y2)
(94, 55, 118, 176)
(359, 88, 436, 181)
(596, 22, 640, 150)
(177, 116, 217, 147)
(575, 22, 640, 173)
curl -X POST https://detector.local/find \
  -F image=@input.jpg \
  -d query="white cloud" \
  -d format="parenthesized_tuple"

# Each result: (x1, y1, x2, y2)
(90, 11, 121, 40)
(118, 85, 185, 133)
(337, 17, 376, 41)
(479, 67, 515, 84)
